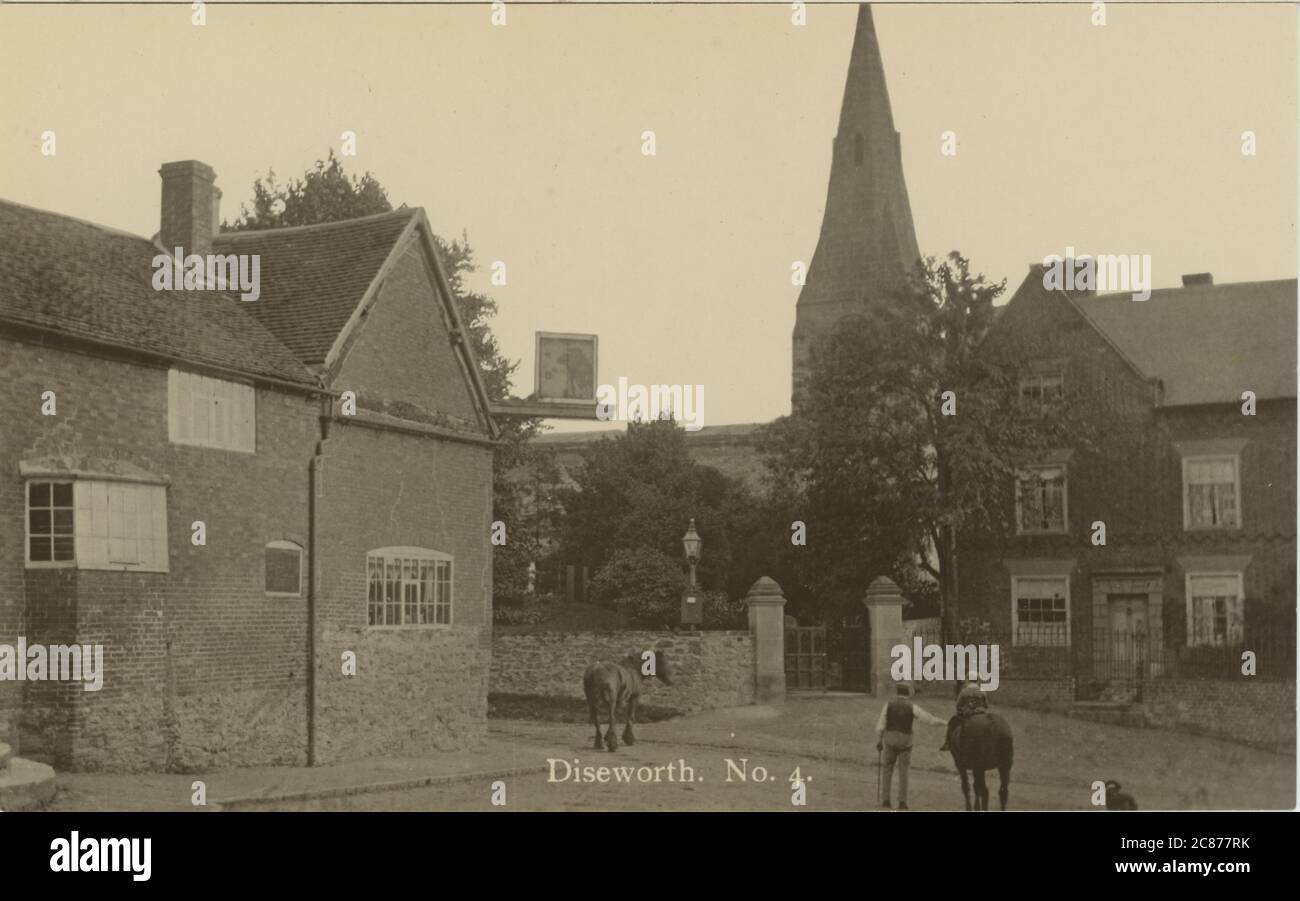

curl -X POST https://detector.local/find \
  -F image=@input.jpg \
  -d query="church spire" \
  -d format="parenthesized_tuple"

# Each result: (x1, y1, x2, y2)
(791, 3, 920, 409)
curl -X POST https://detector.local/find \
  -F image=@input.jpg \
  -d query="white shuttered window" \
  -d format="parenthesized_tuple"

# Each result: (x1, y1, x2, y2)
(73, 481, 169, 572)
(168, 369, 256, 452)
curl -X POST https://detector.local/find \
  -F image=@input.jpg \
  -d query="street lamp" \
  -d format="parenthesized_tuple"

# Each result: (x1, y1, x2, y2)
(681, 518, 703, 629)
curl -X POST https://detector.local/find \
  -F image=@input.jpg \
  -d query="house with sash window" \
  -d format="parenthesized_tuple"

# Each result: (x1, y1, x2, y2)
(0, 160, 499, 772)
(959, 266, 1296, 698)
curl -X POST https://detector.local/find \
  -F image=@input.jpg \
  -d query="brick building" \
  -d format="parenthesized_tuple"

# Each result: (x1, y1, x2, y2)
(960, 268, 1297, 697)
(0, 160, 499, 772)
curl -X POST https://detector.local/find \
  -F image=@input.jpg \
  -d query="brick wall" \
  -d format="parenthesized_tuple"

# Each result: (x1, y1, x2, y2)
(491, 630, 755, 713)
(316, 621, 489, 761)
(959, 279, 1296, 658)
(1143, 678, 1295, 751)
(1, 228, 498, 773)
(1, 336, 317, 772)
(332, 245, 481, 425)
(991, 678, 1076, 712)
(905, 677, 1074, 715)
(313, 420, 494, 764)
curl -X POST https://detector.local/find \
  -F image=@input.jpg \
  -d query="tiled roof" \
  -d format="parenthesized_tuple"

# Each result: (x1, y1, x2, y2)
(215, 209, 418, 365)
(0, 199, 317, 386)
(1074, 279, 1297, 406)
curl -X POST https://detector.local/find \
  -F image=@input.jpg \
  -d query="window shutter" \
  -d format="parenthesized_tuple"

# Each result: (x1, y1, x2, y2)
(168, 369, 255, 452)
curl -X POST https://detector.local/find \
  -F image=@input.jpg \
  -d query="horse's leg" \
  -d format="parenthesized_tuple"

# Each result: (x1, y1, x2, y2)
(958, 768, 971, 811)
(622, 695, 638, 745)
(998, 765, 1010, 811)
(973, 770, 989, 811)
(588, 692, 603, 750)
(605, 694, 619, 751)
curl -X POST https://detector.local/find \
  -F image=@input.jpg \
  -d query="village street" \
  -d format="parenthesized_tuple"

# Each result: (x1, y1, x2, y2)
(217, 695, 1294, 812)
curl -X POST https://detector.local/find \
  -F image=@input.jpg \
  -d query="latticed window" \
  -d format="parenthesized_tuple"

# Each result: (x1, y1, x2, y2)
(1186, 574, 1244, 647)
(1019, 373, 1064, 406)
(367, 548, 452, 627)
(1013, 577, 1069, 647)
(26, 479, 168, 571)
(1184, 456, 1239, 529)
(27, 481, 74, 563)
(1017, 466, 1067, 533)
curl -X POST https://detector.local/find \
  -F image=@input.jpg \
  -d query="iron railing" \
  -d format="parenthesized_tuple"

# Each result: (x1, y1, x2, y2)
(906, 625, 1295, 684)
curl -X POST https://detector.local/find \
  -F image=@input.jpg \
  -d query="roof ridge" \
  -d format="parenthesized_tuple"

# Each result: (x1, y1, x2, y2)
(1090, 277, 1297, 300)
(0, 196, 154, 246)
(216, 206, 420, 240)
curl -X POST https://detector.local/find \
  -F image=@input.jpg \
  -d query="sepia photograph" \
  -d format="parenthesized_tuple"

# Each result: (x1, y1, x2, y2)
(0, 0, 1296, 863)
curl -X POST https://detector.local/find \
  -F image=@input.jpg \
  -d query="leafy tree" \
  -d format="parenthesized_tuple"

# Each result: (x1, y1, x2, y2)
(589, 547, 743, 629)
(768, 252, 1086, 637)
(554, 417, 762, 602)
(224, 150, 391, 231)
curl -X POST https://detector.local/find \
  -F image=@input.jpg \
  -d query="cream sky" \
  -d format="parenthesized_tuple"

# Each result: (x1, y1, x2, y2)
(2, 3, 1296, 432)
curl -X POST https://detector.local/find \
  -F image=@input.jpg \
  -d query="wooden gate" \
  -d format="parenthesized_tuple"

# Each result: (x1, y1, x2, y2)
(785, 626, 827, 690)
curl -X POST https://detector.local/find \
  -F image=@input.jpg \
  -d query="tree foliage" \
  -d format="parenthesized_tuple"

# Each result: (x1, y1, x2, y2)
(223, 150, 391, 231)
(555, 418, 764, 603)
(767, 252, 1087, 633)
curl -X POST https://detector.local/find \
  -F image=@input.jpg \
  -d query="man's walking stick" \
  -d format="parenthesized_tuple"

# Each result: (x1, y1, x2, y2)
(876, 745, 882, 806)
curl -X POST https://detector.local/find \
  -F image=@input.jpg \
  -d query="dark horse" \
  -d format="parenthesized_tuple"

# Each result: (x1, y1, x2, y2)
(946, 712, 1014, 810)
(582, 651, 673, 752)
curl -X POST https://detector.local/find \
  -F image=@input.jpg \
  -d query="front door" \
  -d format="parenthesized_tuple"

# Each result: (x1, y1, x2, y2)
(1107, 594, 1148, 683)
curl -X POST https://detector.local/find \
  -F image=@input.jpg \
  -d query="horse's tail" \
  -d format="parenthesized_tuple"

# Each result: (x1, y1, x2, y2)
(994, 714, 1014, 769)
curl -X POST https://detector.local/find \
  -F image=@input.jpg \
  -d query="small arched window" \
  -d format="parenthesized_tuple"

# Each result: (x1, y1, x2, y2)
(265, 540, 304, 597)
(854, 132, 865, 167)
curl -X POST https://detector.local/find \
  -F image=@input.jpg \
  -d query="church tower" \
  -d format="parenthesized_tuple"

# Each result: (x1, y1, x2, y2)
(791, 4, 920, 409)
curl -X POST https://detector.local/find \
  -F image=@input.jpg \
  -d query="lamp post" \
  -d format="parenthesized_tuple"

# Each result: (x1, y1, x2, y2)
(681, 518, 703, 629)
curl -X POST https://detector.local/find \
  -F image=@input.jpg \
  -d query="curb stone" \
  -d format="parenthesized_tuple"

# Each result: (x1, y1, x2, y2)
(210, 763, 547, 809)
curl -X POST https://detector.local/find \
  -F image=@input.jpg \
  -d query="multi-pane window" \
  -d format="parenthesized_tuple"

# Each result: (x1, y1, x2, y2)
(265, 541, 303, 596)
(27, 481, 74, 563)
(1186, 573, 1244, 647)
(1013, 576, 1070, 646)
(1183, 456, 1239, 530)
(168, 368, 256, 453)
(367, 548, 452, 627)
(26, 480, 168, 571)
(1017, 466, 1068, 533)
(1019, 373, 1064, 406)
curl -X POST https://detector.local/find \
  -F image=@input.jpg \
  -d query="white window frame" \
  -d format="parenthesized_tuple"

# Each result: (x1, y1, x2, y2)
(265, 540, 304, 598)
(1184, 571, 1245, 648)
(366, 546, 453, 629)
(168, 368, 257, 453)
(1015, 464, 1069, 535)
(1181, 454, 1242, 531)
(25, 479, 169, 573)
(24, 480, 76, 568)
(1018, 372, 1064, 406)
(1011, 575, 1072, 647)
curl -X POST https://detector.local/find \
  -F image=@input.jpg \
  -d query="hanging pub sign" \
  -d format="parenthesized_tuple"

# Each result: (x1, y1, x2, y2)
(536, 332, 598, 403)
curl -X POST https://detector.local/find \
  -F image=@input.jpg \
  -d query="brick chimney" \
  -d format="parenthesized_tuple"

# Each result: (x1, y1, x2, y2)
(1181, 272, 1214, 287)
(159, 160, 221, 257)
